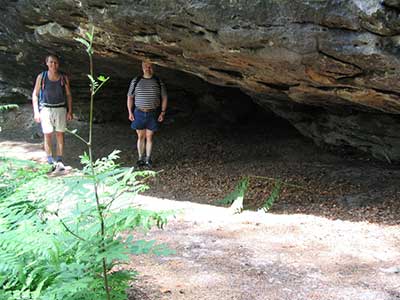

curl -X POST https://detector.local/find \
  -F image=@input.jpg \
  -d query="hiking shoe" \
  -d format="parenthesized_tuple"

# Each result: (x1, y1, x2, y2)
(144, 159, 152, 169)
(136, 159, 145, 167)
(55, 161, 65, 172)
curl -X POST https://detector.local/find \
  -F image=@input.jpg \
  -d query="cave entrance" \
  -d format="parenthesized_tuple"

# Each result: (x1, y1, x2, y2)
(0, 61, 398, 223)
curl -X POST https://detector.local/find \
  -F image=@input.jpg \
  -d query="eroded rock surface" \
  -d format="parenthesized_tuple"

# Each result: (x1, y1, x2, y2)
(1, 0, 400, 160)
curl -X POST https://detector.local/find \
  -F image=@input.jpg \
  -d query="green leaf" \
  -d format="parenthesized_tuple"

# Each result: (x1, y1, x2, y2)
(74, 37, 90, 49)
(261, 180, 281, 212)
(0, 104, 18, 112)
(217, 177, 249, 205)
(32, 277, 48, 300)
(97, 75, 109, 82)
(87, 74, 95, 84)
(128, 239, 156, 255)
(85, 31, 93, 41)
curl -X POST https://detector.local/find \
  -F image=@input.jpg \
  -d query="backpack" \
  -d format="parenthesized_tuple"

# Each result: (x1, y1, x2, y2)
(132, 75, 162, 100)
(39, 71, 66, 103)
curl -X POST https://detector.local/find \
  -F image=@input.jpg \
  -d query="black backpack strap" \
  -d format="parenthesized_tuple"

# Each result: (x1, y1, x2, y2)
(132, 76, 142, 94)
(60, 71, 66, 87)
(40, 71, 47, 92)
(153, 76, 161, 88)
(38, 71, 47, 109)
(153, 76, 162, 101)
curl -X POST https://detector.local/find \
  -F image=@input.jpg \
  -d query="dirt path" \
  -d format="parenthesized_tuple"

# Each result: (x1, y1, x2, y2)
(1, 105, 400, 299)
(125, 196, 400, 300)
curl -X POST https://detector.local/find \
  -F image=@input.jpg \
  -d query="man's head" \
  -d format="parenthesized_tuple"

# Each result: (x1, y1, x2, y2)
(142, 60, 154, 78)
(45, 54, 60, 72)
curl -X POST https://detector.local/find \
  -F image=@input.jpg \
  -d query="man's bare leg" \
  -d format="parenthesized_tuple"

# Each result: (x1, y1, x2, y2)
(145, 129, 154, 159)
(54, 131, 66, 171)
(55, 131, 64, 159)
(136, 129, 146, 161)
(44, 133, 53, 164)
(145, 129, 154, 167)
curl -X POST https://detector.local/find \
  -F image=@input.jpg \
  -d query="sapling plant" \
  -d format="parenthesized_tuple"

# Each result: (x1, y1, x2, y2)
(0, 26, 171, 300)
(65, 26, 171, 300)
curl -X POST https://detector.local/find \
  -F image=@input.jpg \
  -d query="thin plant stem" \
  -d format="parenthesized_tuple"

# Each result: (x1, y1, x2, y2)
(85, 26, 111, 300)
(65, 128, 89, 145)
(248, 175, 312, 191)
(94, 80, 109, 95)
(59, 218, 86, 241)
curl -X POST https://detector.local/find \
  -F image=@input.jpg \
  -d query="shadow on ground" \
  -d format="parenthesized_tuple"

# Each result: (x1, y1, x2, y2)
(1, 105, 399, 225)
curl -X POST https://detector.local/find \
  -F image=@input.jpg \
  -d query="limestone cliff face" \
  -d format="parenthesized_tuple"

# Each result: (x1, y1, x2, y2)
(1, 0, 400, 161)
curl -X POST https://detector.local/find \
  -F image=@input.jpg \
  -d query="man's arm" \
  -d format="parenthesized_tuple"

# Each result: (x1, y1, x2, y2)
(127, 78, 136, 121)
(158, 81, 168, 122)
(64, 75, 73, 121)
(161, 95, 168, 113)
(158, 95, 168, 122)
(32, 74, 42, 123)
(127, 95, 135, 121)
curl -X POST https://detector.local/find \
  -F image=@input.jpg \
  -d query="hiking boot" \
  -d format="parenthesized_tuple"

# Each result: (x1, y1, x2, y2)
(136, 159, 145, 167)
(55, 161, 65, 172)
(144, 159, 152, 169)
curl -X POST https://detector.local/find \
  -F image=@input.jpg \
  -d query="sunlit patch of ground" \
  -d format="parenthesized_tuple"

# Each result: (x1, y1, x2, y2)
(0, 140, 46, 163)
(123, 195, 400, 300)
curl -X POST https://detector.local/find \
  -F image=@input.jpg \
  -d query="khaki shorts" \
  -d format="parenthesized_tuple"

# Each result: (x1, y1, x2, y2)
(40, 107, 67, 134)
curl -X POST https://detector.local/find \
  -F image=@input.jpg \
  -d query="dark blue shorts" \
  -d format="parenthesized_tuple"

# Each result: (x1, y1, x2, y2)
(131, 108, 159, 132)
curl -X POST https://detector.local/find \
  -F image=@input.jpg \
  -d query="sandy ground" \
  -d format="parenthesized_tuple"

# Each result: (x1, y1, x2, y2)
(123, 196, 400, 300)
(1, 105, 399, 299)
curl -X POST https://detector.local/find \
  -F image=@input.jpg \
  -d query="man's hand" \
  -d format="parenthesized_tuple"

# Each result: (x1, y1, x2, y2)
(34, 113, 41, 123)
(158, 112, 165, 122)
(67, 112, 73, 121)
(129, 112, 135, 121)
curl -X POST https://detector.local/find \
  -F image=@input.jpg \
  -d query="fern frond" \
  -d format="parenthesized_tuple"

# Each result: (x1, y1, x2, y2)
(217, 177, 249, 205)
(261, 180, 281, 212)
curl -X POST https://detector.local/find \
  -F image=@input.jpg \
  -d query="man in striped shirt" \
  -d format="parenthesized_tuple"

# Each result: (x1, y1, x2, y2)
(127, 60, 168, 168)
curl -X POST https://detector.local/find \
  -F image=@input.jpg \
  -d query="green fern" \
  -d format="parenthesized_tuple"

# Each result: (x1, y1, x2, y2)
(0, 156, 172, 300)
(217, 177, 249, 205)
(261, 180, 281, 212)
(217, 176, 283, 213)
(0, 104, 18, 112)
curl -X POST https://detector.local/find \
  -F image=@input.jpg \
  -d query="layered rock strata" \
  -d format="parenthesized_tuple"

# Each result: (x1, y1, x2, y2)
(1, 0, 400, 160)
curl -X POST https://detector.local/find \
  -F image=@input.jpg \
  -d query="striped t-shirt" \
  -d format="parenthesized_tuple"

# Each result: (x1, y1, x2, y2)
(127, 76, 167, 110)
